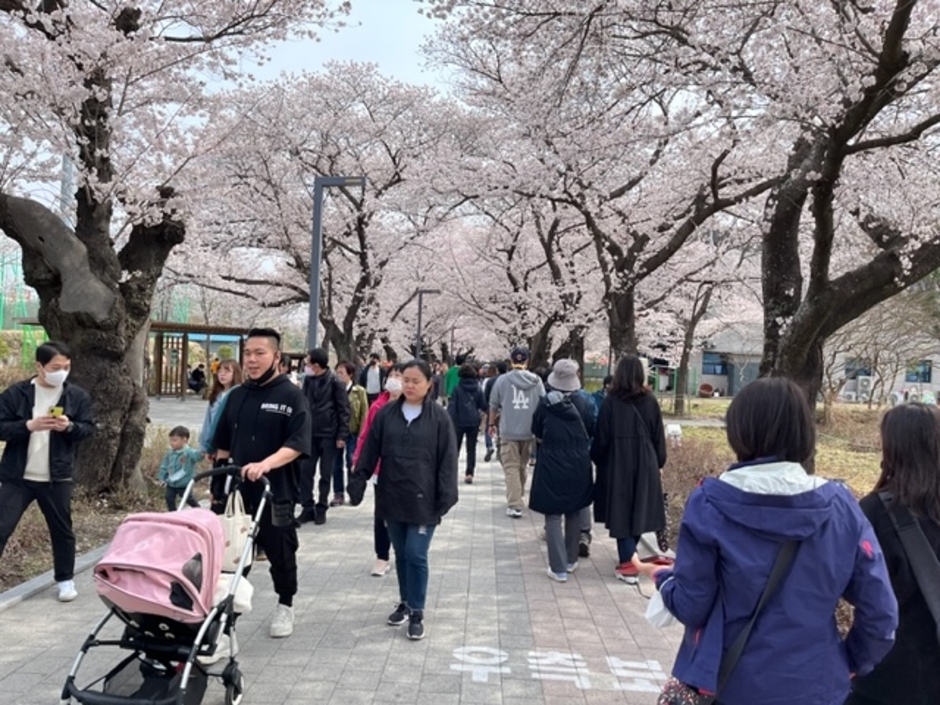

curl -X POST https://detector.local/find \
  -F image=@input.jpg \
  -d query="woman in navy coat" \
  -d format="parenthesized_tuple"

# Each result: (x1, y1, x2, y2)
(530, 359, 595, 581)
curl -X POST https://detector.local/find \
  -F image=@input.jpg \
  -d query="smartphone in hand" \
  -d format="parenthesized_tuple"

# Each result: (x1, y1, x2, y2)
(49, 406, 64, 417)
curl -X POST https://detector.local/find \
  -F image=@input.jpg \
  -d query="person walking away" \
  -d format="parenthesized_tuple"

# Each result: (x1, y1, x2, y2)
(530, 359, 595, 582)
(481, 363, 502, 462)
(634, 377, 897, 705)
(157, 426, 204, 510)
(199, 358, 243, 513)
(298, 347, 350, 525)
(353, 364, 405, 577)
(448, 363, 487, 484)
(0, 341, 94, 602)
(212, 328, 312, 640)
(847, 402, 940, 705)
(332, 360, 368, 506)
(349, 360, 458, 640)
(488, 347, 545, 518)
(590, 355, 666, 583)
(359, 353, 386, 406)
(443, 354, 465, 403)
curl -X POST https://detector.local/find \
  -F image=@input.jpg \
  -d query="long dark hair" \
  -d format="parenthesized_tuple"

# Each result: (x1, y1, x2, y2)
(725, 377, 815, 466)
(877, 403, 940, 523)
(610, 356, 646, 401)
(208, 359, 243, 404)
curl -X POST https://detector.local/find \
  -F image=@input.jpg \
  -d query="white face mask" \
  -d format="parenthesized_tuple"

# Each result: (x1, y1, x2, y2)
(43, 369, 69, 387)
(385, 377, 402, 393)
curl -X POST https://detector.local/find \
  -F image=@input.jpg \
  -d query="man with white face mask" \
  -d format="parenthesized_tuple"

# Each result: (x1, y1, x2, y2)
(0, 341, 94, 602)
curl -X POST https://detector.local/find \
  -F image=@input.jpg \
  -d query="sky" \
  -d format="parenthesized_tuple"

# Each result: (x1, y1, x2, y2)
(250, 0, 447, 89)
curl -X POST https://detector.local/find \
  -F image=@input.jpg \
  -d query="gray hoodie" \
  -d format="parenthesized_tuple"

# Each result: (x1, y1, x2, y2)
(489, 368, 545, 441)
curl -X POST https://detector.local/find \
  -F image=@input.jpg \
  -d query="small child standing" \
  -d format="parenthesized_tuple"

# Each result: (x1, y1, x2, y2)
(157, 426, 204, 511)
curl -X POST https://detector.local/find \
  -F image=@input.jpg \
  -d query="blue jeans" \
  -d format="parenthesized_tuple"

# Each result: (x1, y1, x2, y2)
(616, 535, 640, 564)
(331, 433, 357, 495)
(484, 425, 493, 450)
(385, 519, 436, 611)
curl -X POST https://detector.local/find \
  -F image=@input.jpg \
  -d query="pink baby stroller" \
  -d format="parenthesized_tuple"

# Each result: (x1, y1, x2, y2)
(61, 467, 267, 705)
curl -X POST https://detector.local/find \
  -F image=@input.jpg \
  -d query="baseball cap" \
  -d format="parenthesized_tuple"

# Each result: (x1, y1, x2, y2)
(510, 346, 529, 363)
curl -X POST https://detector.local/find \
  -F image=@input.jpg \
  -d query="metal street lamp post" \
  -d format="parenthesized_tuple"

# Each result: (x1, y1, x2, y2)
(308, 175, 366, 350)
(414, 288, 441, 360)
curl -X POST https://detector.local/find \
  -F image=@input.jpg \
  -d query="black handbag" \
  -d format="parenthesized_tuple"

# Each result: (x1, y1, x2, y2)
(879, 491, 940, 644)
(659, 539, 799, 705)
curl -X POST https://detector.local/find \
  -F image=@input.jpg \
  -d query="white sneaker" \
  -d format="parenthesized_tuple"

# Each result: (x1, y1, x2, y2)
(197, 633, 232, 666)
(567, 561, 579, 573)
(506, 507, 523, 518)
(371, 559, 390, 576)
(546, 568, 567, 583)
(269, 604, 294, 638)
(57, 580, 78, 602)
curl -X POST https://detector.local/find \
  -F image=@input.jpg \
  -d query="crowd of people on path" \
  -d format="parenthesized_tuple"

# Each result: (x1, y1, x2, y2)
(0, 331, 937, 704)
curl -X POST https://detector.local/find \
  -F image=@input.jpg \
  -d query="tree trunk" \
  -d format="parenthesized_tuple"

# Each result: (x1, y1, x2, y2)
(0, 192, 183, 494)
(607, 287, 638, 358)
(551, 328, 585, 375)
(527, 317, 555, 371)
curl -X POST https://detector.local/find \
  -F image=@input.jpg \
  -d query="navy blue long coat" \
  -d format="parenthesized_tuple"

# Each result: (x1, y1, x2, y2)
(528, 391, 595, 515)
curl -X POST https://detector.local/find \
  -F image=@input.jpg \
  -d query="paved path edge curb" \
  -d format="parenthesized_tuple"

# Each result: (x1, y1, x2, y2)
(0, 544, 109, 614)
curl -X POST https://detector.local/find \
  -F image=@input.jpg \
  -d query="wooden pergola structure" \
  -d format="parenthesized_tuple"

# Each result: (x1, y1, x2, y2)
(150, 321, 247, 399)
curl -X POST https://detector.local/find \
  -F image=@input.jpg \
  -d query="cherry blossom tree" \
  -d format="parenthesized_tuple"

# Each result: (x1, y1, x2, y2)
(422, 1, 780, 364)
(177, 61, 470, 363)
(423, 0, 940, 405)
(0, 1, 347, 491)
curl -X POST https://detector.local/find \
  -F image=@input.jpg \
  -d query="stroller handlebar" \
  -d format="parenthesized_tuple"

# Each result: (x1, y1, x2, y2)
(192, 465, 271, 493)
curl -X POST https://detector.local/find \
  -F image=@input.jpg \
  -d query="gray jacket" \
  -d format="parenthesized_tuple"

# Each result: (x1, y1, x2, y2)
(489, 369, 545, 441)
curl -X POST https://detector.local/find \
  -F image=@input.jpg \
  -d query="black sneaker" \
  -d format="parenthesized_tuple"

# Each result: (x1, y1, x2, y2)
(407, 610, 425, 640)
(484, 448, 494, 462)
(313, 505, 327, 525)
(297, 509, 317, 524)
(387, 603, 410, 626)
(578, 535, 591, 558)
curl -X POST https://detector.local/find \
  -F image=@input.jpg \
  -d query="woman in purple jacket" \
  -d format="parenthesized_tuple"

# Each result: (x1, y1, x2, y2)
(636, 377, 897, 705)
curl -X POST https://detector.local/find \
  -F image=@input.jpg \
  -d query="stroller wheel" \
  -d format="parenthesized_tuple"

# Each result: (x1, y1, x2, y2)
(224, 674, 245, 705)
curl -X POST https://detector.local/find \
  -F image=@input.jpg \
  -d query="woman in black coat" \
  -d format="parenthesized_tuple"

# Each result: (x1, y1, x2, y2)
(530, 359, 595, 582)
(447, 363, 487, 484)
(847, 403, 940, 705)
(590, 356, 667, 584)
(349, 359, 458, 641)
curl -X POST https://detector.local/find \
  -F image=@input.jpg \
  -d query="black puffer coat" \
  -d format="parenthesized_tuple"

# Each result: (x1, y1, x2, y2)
(528, 391, 595, 515)
(590, 392, 667, 538)
(348, 396, 458, 525)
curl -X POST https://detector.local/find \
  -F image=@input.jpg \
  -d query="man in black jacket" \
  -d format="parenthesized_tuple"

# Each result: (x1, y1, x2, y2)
(213, 328, 311, 640)
(0, 341, 94, 602)
(299, 347, 350, 525)
(358, 353, 386, 405)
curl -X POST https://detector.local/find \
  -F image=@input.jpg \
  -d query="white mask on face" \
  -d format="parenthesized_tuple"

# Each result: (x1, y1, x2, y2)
(385, 377, 402, 393)
(44, 369, 69, 387)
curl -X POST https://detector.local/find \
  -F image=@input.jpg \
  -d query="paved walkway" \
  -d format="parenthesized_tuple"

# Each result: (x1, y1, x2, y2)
(0, 398, 684, 704)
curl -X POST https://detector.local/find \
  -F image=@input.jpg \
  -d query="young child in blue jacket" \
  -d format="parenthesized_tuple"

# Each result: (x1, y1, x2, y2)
(157, 426, 204, 511)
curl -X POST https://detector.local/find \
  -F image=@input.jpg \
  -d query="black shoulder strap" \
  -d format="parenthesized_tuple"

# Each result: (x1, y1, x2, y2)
(707, 539, 799, 703)
(879, 491, 940, 644)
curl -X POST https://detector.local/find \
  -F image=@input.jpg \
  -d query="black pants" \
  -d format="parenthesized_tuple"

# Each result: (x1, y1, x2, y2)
(0, 479, 75, 582)
(299, 438, 336, 513)
(455, 426, 479, 476)
(374, 513, 391, 561)
(164, 486, 199, 512)
(240, 478, 298, 603)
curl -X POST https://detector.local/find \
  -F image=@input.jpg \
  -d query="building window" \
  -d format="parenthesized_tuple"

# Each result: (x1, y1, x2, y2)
(906, 360, 932, 384)
(702, 352, 728, 376)
(844, 358, 872, 380)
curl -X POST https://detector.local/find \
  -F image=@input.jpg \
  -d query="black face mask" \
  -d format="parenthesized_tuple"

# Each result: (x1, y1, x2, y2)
(246, 360, 278, 388)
